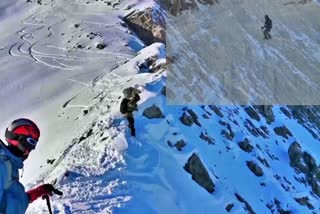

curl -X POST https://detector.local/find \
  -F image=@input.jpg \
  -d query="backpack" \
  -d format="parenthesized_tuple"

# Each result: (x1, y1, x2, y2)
(120, 98, 129, 114)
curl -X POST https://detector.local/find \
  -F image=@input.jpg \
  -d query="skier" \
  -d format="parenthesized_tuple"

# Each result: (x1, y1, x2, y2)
(261, 15, 272, 39)
(120, 88, 140, 137)
(0, 118, 61, 213)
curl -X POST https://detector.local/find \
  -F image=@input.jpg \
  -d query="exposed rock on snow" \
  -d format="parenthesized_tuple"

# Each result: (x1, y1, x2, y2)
(234, 193, 256, 214)
(238, 138, 253, 153)
(246, 161, 264, 177)
(167, 139, 186, 151)
(244, 106, 260, 121)
(225, 203, 234, 212)
(187, 109, 201, 127)
(179, 112, 194, 126)
(208, 105, 224, 117)
(273, 126, 293, 139)
(184, 153, 215, 193)
(124, 7, 165, 45)
(294, 196, 314, 210)
(288, 141, 320, 196)
(199, 132, 215, 144)
(143, 104, 164, 119)
(253, 106, 275, 124)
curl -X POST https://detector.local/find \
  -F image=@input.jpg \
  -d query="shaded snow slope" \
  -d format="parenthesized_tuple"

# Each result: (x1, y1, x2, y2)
(166, 0, 320, 104)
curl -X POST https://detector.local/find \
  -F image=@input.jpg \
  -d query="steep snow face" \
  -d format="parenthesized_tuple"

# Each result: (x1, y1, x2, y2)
(166, 0, 320, 105)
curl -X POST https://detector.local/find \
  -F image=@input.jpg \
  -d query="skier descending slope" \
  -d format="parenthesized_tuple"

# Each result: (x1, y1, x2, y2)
(261, 15, 272, 39)
(0, 118, 61, 213)
(120, 87, 141, 137)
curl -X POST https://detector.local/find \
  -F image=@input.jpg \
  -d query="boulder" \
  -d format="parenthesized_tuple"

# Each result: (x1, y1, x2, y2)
(179, 112, 193, 126)
(273, 126, 293, 139)
(246, 161, 264, 177)
(184, 153, 215, 193)
(143, 105, 164, 119)
(238, 138, 253, 153)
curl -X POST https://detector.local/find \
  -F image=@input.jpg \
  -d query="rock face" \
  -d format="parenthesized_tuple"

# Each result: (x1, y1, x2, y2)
(184, 153, 215, 193)
(246, 161, 264, 177)
(288, 142, 320, 197)
(167, 139, 186, 151)
(143, 105, 164, 119)
(124, 8, 165, 45)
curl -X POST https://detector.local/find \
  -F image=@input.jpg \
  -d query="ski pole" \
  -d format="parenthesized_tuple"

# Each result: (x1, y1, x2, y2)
(43, 195, 52, 214)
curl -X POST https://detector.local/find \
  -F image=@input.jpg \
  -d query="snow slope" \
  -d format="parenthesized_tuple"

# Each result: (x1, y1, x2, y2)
(166, 0, 320, 105)
(0, 0, 319, 213)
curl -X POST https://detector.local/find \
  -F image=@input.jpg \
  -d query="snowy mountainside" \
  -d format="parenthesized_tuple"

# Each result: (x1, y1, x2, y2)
(0, 0, 319, 213)
(165, 0, 320, 104)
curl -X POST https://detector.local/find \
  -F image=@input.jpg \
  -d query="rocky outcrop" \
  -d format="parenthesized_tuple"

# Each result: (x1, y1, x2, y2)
(180, 112, 193, 126)
(208, 105, 224, 117)
(199, 132, 215, 144)
(246, 161, 264, 177)
(187, 109, 201, 127)
(244, 106, 260, 121)
(288, 141, 320, 197)
(168, 140, 186, 151)
(143, 105, 164, 119)
(235, 193, 256, 214)
(124, 8, 165, 45)
(238, 138, 254, 153)
(273, 126, 293, 139)
(184, 153, 215, 193)
(253, 105, 275, 124)
(225, 203, 234, 212)
(294, 197, 314, 210)
(160, 0, 219, 16)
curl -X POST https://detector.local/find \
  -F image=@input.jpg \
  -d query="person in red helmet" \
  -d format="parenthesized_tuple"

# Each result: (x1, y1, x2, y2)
(0, 118, 61, 213)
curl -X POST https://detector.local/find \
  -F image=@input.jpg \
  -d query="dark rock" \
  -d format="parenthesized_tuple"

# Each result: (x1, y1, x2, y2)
(294, 197, 314, 210)
(74, 23, 80, 28)
(280, 107, 292, 118)
(202, 114, 209, 119)
(238, 138, 253, 153)
(225, 203, 234, 212)
(46, 159, 56, 164)
(175, 140, 186, 151)
(273, 126, 293, 139)
(83, 109, 88, 115)
(244, 106, 260, 121)
(143, 105, 164, 119)
(187, 109, 201, 127)
(184, 153, 215, 193)
(208, 105, 224, 117)
(221, 124, 235, 141)
(199, 132, 215, 144)
(246, 161, 264, 177)
(253, 105, 275, 124)
(96, 43, 106, 50)
(235, 193, 256, 214)
(179, 112, 193, 126)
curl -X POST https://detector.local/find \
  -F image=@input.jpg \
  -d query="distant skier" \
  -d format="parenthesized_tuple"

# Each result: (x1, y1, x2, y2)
(261, 15, 272, 39)
(0, 118, 62, 213)
(120, 87, 141, 137)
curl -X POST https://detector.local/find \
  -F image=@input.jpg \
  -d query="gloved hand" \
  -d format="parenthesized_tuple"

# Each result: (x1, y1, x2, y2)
(27, 184, 55, 203)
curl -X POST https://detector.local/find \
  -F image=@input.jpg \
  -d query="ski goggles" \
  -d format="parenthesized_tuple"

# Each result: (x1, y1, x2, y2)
(5, 128, 38, 152)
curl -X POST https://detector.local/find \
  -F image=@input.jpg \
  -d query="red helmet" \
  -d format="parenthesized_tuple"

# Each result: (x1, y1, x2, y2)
(5, 118, 40, 155)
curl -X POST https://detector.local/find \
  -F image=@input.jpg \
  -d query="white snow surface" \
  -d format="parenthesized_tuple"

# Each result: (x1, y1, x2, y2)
(0, 0, 319, 213)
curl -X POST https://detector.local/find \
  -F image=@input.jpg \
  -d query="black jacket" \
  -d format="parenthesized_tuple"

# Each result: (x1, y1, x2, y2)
(264, 17, 272, 30)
